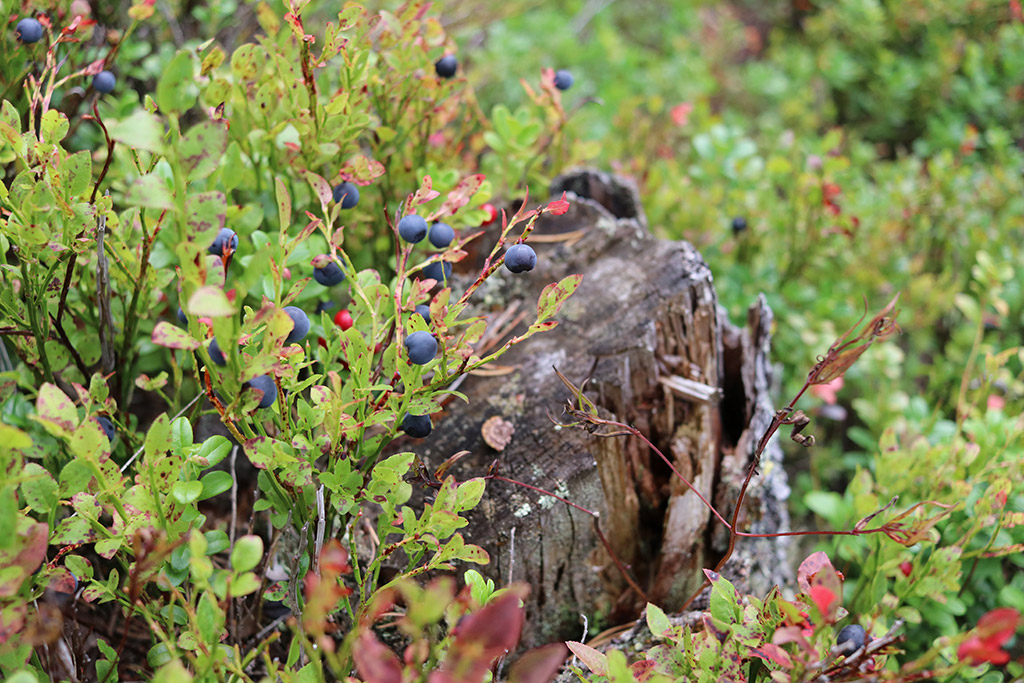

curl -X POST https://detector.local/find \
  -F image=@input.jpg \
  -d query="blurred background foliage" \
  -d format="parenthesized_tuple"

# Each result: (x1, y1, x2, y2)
(2, 0, 1021, 674)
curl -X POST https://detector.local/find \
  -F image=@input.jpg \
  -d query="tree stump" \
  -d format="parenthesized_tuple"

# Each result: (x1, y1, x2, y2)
(403, 169, 790, 648)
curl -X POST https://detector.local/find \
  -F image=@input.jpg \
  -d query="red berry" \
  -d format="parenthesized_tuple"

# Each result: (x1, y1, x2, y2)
(481, 203, 498, 226)
(899, 561, 912, 577)
(317, 336, 327, 349)
(333, 309, 353, 331)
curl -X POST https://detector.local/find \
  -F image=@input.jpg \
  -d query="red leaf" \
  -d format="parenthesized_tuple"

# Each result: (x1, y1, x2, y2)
(547, 193, 570, 215)
(452, 589, 526, 657)
(797, 552, 833, 595)
(809, 585, 837, 621)
(508, 643, 568, 683)
(353, 631, 403, 683)
(752, 643, 793, 669)
(957, 608, 1020, 665)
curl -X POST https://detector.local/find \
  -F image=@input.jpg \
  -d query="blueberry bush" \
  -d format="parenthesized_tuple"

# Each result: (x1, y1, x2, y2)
(0, 1, 578, 680)
(1, 0, 1022, 681)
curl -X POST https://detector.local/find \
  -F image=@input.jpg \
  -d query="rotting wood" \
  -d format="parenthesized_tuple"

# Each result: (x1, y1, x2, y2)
(398, 169, 790, 648)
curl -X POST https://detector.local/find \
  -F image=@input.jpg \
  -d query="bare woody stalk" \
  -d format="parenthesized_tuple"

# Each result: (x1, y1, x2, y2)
(552, 295, 956, 610)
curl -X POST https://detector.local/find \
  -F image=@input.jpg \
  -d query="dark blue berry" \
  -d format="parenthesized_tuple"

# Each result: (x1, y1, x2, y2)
(398, 215, 428, 244)
(428, 222, 455, 248)
(404, 330, 437, 365)
(422, 260, 452, 285)
(836, 624, 866, 655)
(208, 228, 238, 256)
(93, 70, 116, 94)
(315, 300, 336, 314)
(209, 338, 227, 366)
(313, 259, 345, 287)
(16, 18, 43, 44)
(97, 416, 115, 442)
(435, 55, 457, 79)
(246, 375, 277, 409)
(504, 244, 536, 273)
(401, 413, 432, 438)
(332, 182, 359, 209)
(414, 304, 431, 324)
(283, 306, 310, 344)
(553, 69, 574, 90)
(177, 307, 188, 325)
(731, 216, 748, 234)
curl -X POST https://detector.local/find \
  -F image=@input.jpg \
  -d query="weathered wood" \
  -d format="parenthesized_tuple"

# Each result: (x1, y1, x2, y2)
(402, 169, 792, 648)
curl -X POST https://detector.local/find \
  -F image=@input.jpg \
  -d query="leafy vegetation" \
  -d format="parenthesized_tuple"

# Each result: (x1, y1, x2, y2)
(0, 0, 1021, 681)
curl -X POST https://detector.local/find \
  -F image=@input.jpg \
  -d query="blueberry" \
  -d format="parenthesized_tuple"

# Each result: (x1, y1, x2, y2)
(246, 375, 277, 409)
(177, 307, 188, 325)
(553, 69, 574, 91)
(401, 413, 432, 438)
(398, 215, 428, 244)
(435, 55, 457, 79)
(16, 18, 43, 44)
(835, 624, 866, 655)
(93, 70, 116, 94)
(731, 216, 748, 234)
(428, 222, 455, 248)
(313, 259, 345, 287)
(315, 300, 336, 314)
(332, 182, 359, 209)
(504, 244, 537, 273)
(209, 338, 227, 366)
(208, 228, 238, 256)
(422, 260, 452, 285)
(404, 330, 437, 365)
(283, 306, 310, 344)
(97, 416, 115, 442)
(414, 304, 431, 324)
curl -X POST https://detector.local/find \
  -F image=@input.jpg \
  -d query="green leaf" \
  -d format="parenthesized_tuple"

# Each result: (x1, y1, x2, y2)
(185, 191, 227, 247)
(196, 592, 224, 645)
(195, 436, 231, 468)
(646, 602, 672, 636)
(126, 175, 174, 210)
(170, 417, 193, 453)
(171, 481, 203, 504)
(145, 414, 172, 463)
(187, 286, 234, 317)
(275, 177, 291, 232)
(180, 121, 228, 182)
(157, 51, 198, 114)
(536, 274, 583, 322)
(20, 463, 57, 514)
(40, 110, 70, 143)
(61, 151, 92, 198)
(34, 383, 78, 435)
(203, 530, 230, 555)
(230, 535, 263, 573)
(198, 471, 232, 500)
(152, 321, 200, 351)
(107, 110, 166, 154)
(706, 569, 739, 624)
(231, 571, 261, 596)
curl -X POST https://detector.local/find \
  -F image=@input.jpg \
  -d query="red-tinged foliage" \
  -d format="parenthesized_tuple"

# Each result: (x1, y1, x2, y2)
(753, 643, 794, 669)
(958, 607, 1020, 665)
(480, 203, 498, 225)
(353, 631, 403, 683)
(507, 643, 569, 683)
(809, 584, 838, 622)
(547, 193, 570, 215)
